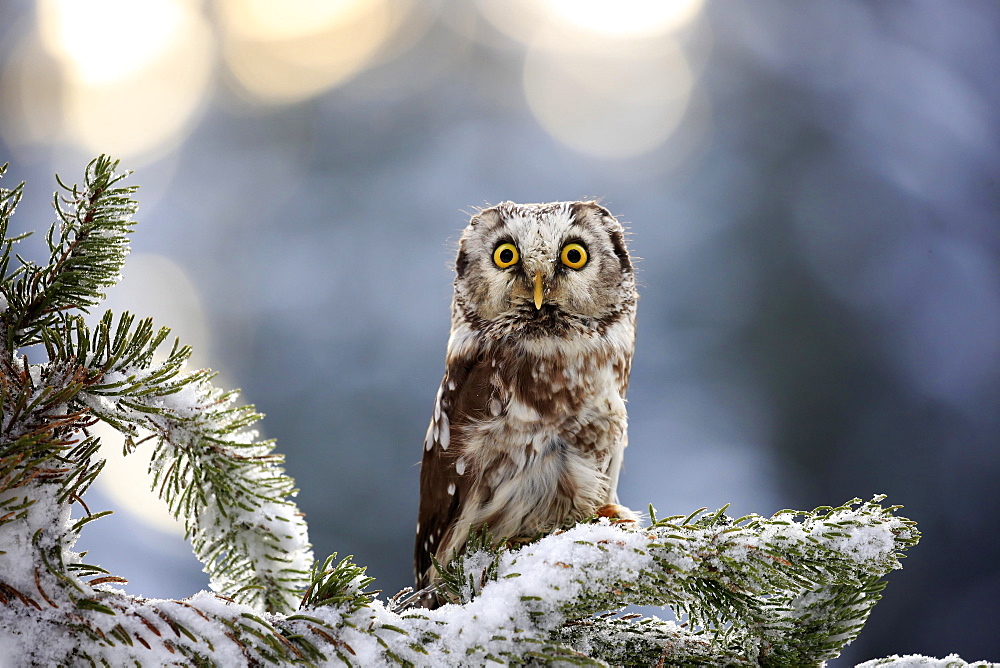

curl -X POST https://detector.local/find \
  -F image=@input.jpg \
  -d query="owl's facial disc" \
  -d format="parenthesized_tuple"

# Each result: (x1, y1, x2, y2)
(484, 240, 590, 319)
(456, 201, 634, 327)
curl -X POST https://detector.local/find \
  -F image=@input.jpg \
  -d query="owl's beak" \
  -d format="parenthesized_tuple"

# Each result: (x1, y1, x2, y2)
(533, 270, 544, 309)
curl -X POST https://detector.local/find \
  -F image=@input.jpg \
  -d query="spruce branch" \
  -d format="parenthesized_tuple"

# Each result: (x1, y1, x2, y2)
(552, 613, 749, 666)
(1, 157, 310, 649)
(63, 310, 313, 615)
(0, 162, 29, 316)
(267, 497, 918, 667)
(1, 156, 137, 351)
(0, 350, 104, 535)
(0, 588, 321, 666)
(300, 553, 377, 612)
(430, 525, 502, 606)
(415, 496, 920, 665)
(857, 656, 995, 668)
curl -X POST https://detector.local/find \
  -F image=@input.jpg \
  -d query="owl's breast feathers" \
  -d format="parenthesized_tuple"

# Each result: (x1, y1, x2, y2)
(415, 330, 633, 589)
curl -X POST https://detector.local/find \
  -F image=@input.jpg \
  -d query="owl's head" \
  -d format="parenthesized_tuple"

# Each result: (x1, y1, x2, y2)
(453, 201, 636, 337)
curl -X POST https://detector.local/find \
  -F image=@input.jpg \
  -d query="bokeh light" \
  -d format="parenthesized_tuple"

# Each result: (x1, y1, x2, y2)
(37, 0, 186, 85)
(0, 33, 63, 149)
(479, 0, 706, 159)
(217, 0, 417, 104)
(540, 0, 703, 38)
(523, 33, 694, 159)
(8, 0, 214, 161)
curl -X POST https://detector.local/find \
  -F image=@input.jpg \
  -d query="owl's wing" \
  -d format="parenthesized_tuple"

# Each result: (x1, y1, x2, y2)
(414, 354, 493, 590)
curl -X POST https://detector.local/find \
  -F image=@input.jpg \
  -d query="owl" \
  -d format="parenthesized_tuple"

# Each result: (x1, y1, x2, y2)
(414, 201, 638, 602)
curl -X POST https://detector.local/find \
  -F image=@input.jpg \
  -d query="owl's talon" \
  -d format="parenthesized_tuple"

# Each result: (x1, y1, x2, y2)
(595, 503, 639, 523)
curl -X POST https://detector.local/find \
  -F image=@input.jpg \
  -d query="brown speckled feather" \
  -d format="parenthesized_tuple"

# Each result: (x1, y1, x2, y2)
(414, 356, 484, 589)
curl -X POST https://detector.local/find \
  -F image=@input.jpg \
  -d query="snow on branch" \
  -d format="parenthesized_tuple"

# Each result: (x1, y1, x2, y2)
(0, 497, 923, 666)
(292, 497, 919, 666)
(1, 157, 313, 665)
(70, 310, 313, 614)
(857, 655, 996, 668)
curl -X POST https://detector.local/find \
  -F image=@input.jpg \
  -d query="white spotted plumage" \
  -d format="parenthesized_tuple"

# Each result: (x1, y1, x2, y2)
(415, 201, 638, 604)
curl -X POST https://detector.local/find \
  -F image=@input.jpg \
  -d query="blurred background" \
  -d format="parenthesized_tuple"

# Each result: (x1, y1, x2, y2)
(2, 0, 999, 663)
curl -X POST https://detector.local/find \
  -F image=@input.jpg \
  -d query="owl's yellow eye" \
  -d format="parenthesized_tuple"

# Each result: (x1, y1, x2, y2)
(493, 242, 519, 268)
(560, 243, 588, 269)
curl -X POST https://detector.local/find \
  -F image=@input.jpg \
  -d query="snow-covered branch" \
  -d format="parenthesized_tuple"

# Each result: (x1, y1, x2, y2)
(278, 498, 918, 666)
(0, 499, 919, 665)
(72, 311, 313, 614)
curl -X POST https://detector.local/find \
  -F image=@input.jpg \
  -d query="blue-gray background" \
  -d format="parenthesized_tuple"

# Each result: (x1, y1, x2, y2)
(2, 1, 998, 664)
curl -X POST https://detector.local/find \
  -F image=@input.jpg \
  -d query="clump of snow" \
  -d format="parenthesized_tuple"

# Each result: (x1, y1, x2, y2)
(855, 654, 996, 668)
(277, 521, 665, 666)
(281, 503, 918, 666)
(809, 510, 896, 562)
(0, 483, 83, 598)
(74, 358, 315, 613)
(498, 518, 654, 620)
(0, 587, 277, 666)
(0, 495, 923, 666)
